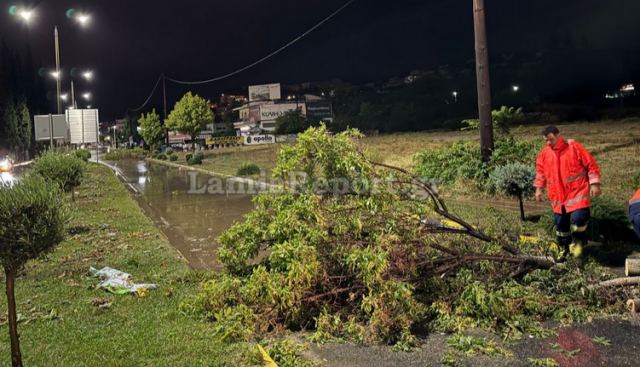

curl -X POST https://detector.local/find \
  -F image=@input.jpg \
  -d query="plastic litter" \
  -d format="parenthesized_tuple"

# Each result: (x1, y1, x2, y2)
(90, 266, 158, 295)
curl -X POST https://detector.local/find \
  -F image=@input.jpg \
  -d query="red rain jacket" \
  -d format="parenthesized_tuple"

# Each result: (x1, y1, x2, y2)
(630, 189, 640, 206)
(534, 137, 601, 214)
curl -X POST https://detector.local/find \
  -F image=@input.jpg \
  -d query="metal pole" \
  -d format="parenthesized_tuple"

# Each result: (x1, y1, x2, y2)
(49, 114, 54, 150)
(54, 26, 62, 114)
(163, 74, 169, 145)
(473, 0, 494, 162)
(113, 126, 117, 149)
(71, 80, 76, 109)
(95, 111, 99, 163)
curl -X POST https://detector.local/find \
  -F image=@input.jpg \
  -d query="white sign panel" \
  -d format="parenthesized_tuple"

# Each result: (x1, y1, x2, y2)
(259, 103, 306, 122)
(249, 83, 281, 102)
(244, 135, 275, 145)
(67, 109, 99, 144)
(34, 114, 67, 141)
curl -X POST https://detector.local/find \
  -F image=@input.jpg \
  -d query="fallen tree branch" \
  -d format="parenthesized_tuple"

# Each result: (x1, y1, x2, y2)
(589, 276, 640, 290)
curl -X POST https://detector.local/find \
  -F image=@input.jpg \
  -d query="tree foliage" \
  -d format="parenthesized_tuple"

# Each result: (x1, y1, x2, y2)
(275, 110, 307, 135)
(489, 163, 536, 220)
(138, 108, 165, 149)
(166, 92, 213, 142)
(183, 125, 608, 349)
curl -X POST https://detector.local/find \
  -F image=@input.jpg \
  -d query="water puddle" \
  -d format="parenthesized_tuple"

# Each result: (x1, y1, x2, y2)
(106, 160, 254, 270)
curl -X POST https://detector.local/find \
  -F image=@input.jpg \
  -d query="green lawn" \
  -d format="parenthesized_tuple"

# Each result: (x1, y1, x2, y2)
(0, 165, 259, 367)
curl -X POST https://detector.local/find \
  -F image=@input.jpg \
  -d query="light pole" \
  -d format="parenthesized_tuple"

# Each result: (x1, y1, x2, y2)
(54, 26, 61, 114)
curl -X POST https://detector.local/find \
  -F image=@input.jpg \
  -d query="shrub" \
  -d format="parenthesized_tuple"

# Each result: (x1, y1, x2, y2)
(489, 163, 536, 220)
(237, 163, 260, 176)
(74, 149, 91, 162)
(32, 151, 86, 195)
(156, 153, 168, 160)
(413, 136, 537, 189)
(461, 106, 525, 135)
(0, 174, 68, 366)
(165, 148, 174, 155)
(169, 154, 178, 162)
(188, 151, 204, 165)
(185, 153, 193, 162)
(104, 148, 145, 160)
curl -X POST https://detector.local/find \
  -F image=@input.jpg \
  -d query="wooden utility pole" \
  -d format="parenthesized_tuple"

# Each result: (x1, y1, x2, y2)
(473, 0, 494, 162)
(162, 74, 169, 145)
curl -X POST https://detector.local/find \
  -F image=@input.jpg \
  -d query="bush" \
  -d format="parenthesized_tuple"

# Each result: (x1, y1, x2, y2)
(74, 149, 91, 162)
(32, 151, 86, 194)
(156, 153, 168, 160)
(0, 174, 68, 366)
(187, 151, 204, 165)
(169, 154, 178, 162)
(185, 153, 193, 162)
(237, 163, 260, 176)
(461, 106, 525, 135)
(165, 148, 174, 155)
(104, 148, 145, 160)
(489, 163, 536, 220)
(413, 136, 537, 189)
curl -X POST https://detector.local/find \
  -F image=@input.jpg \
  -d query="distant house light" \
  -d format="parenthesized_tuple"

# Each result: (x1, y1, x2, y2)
(621, 84, 635, 93)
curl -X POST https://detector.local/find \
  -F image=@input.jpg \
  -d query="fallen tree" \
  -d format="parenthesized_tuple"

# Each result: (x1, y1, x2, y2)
(183, 125, 615, 348)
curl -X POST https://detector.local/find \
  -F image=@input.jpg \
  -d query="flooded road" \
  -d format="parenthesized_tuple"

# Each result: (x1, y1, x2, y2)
(107, 160, 254, 270)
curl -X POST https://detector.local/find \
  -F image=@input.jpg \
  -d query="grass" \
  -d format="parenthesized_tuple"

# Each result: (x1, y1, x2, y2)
(174, 145, 280, 180)
(0, 164, 259, 367)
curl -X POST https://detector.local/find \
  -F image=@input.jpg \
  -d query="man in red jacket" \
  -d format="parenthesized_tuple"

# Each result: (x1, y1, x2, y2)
(534, 126, 602, 259)
(630, 188, 640, 240)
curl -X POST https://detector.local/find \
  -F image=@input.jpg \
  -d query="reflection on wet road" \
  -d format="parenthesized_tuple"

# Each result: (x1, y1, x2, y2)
(107, 160, 254, 270)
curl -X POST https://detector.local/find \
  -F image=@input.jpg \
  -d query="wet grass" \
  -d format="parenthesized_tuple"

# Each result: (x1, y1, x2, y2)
(0, 164, 259, 367)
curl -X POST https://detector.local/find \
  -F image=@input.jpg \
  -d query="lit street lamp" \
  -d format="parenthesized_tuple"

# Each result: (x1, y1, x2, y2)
(82, 92, 91, 101)
(512, 85, 520, 92)
(452, 91, 458, 103)
(61, 93, 69, 102)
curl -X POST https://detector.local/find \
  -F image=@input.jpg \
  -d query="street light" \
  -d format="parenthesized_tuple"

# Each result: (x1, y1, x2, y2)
(452, 91, 458, 102)
(75, 13, 91, 27)
(61, 93, 69, 102)
(18, 10, 34, 23)
(82, 70, 94, 80)
(512, 85, 520, 92)
(50, 71, 61, 79)
(82, 92, 91, 100)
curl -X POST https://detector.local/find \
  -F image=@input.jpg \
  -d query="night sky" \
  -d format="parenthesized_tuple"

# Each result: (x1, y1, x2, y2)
(1, 0, 639, 121)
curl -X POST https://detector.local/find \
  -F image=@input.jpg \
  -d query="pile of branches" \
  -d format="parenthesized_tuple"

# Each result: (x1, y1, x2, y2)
(184, 125, 614, 348)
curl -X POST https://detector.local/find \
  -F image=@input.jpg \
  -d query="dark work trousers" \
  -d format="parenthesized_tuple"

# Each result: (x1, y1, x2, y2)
(554, 207, 590, 250)
(630, 203, 640, 240)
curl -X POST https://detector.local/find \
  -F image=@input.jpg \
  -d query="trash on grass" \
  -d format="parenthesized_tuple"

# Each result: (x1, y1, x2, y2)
(89, 266, 158, 295)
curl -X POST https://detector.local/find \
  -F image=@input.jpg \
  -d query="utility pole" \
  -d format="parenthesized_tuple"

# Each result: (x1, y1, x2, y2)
(473, 0, 494, 162)
(71, 80, 76, 109)
(162, 74, 169, 145)
(54, 26, 62, 114)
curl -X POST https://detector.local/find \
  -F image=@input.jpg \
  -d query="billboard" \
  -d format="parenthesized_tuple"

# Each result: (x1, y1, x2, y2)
(67, 109, 99, 144)
(259, 103, 306, 122)
(306, 100, 333, 123)
(34, 114, 67, 141)
(248, 83, 281, 102)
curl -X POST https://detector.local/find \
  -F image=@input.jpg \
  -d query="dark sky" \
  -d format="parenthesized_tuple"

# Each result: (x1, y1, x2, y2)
(1, 0, 639, 120)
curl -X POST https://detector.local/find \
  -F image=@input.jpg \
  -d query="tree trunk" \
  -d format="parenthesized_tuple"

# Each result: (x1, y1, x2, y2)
(473, 0, 494, 162)
(625, 258, 640, 277)
(627, 298, 640, 313)
(589, 276, 640, 289)
(518, 192, 526, 221)
(5, 267, 23, 367)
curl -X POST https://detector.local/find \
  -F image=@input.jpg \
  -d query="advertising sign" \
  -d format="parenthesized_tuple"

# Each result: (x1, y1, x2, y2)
(34, 114, 67, 141)
(67, 109, 99, 144)
(259, 103, 306, 122)
(248, 83, 281, 102)
(306, 100, 333, 123)
(206, 136, 243, 145)
(244, 135, 275, 145)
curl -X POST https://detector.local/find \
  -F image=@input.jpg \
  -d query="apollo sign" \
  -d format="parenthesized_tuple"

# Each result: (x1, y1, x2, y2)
(244, 135, 275, 145)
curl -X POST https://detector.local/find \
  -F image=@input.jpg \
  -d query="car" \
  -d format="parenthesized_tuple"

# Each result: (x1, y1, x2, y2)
(0, 156, 13, 173)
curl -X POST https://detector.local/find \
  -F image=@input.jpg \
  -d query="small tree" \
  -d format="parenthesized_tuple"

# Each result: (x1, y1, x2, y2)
(166, 92, 213, 149)
(138, 108, 165, 150)
(16, 99, 32, 160)
(275, 110, 307, 134)
(0, 175, 68, 367)
(490, 163, 535, 221)
(32, 152, 86, 199)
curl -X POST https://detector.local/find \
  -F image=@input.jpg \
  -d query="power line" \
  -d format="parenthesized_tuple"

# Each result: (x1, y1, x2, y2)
(125, 0, 356, 117)
(127, 73, 163, 113)
(165, 0, 356, 85)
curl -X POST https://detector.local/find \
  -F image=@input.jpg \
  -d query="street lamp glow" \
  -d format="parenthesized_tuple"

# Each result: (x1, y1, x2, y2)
(50, 71, 61, 79)
(82, 92, 91, 100)
(61, 93, 69, 101)
(512, 85, 520, 92)
(82, 71, 94, 80)
(452, 91, 458, 97)
(75, 13, 91, 26)
(18, 9, 34, 23)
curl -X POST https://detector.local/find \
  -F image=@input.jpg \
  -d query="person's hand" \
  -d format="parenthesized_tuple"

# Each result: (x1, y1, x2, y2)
(535, 187, 544, 202)
(590, 184, 602, 198)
